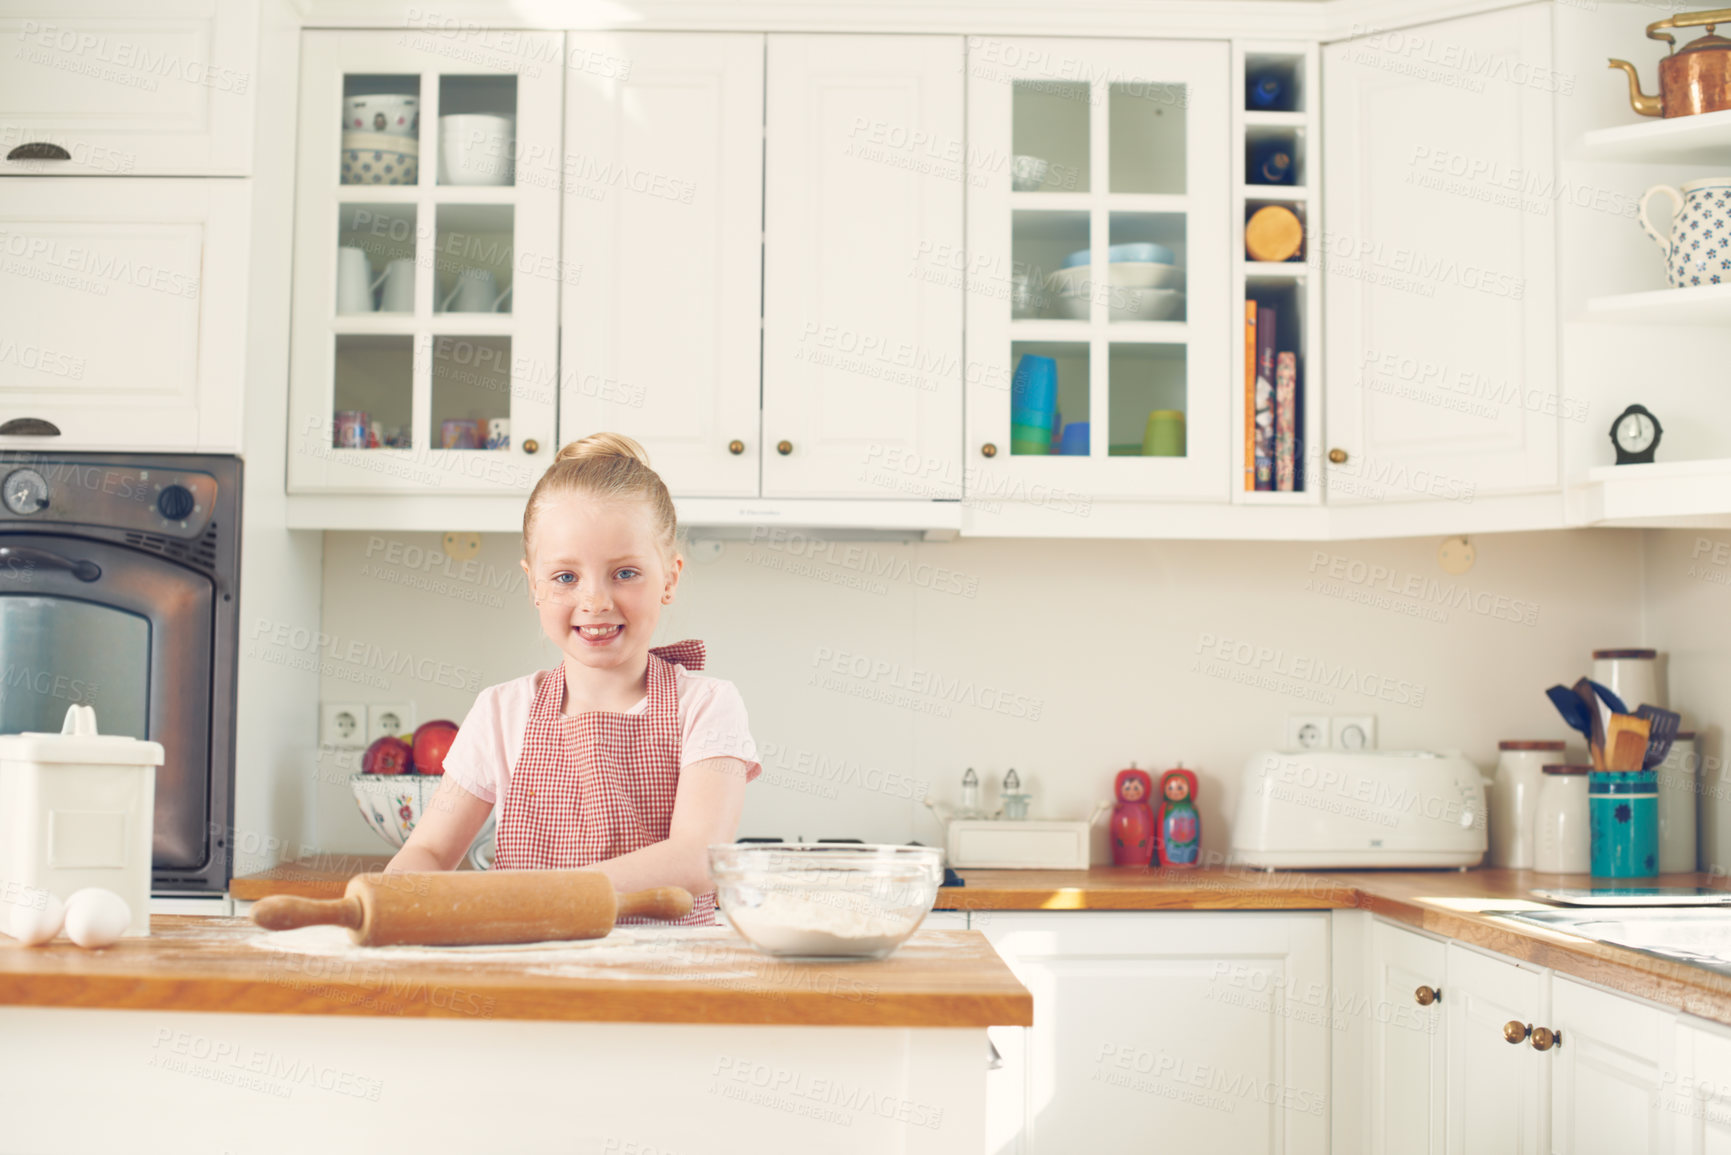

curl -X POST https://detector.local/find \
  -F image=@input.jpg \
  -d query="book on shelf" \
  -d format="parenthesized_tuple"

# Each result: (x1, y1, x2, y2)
(1275, 351, 1298, 492)
(1253, 304, 1276, 491)
(1243, 301, 1257, 491)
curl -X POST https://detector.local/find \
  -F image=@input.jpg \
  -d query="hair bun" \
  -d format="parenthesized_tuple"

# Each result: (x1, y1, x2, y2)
(555, 432, 652, 467)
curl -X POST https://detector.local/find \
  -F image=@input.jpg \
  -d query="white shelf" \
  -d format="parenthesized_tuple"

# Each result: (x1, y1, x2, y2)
(1243, 261, 1307, 280)
(1586, 284, 1731, 325)
(1008, 320, 1189, 343)
(1245, 185, 1307, 202)
(1243, 110, 1306, 129)
(1006, 192, 1192, 214)
(1582, 458, 1731, 527)
(1578, 108, 1731, 166)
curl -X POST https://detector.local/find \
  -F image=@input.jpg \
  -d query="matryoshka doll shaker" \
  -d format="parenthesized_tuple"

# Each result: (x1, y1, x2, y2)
(1156, 766, 1201, 868)
(1110, 764, 1156, 867)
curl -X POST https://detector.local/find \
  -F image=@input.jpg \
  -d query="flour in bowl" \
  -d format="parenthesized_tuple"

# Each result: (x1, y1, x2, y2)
(722, 890, 917, 957)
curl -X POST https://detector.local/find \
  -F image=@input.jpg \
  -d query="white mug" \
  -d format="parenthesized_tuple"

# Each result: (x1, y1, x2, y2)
(440, 267, 512, 313)
(335, 247, 376, 313)
(377, 258, 416, 313)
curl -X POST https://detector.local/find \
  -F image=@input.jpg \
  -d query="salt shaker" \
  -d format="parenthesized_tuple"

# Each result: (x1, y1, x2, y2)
(958, 767, 985, 820)
(1001, 768, 1031, 820)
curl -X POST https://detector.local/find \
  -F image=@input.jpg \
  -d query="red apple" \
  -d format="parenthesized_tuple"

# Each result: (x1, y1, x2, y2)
(362, 735, 412, 776)
(412, 720, 460, 777)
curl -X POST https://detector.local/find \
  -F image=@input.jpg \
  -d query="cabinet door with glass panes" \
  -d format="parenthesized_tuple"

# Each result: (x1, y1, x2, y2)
(965, 38, 1229, 503)
(288, 30, 561, 494)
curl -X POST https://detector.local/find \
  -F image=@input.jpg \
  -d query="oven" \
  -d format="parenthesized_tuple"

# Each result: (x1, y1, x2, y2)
(0, 452, 240, 893)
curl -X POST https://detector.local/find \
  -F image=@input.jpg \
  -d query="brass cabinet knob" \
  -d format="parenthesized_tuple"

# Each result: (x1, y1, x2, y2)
(1530, 1027, 1560, 1052)
(728, 439, 745, 455)
(776, 440, 793, 456)
(981, 443, 998, 458)
(522, 439, 540, 455)
(1504, 1021, 1529, 1045)
(1414, 985, 1440, 1006)
(1328, 448, 1348, 465)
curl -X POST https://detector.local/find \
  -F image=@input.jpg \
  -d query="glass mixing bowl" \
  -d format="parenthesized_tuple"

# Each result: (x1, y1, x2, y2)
(708, 844, 944, 962)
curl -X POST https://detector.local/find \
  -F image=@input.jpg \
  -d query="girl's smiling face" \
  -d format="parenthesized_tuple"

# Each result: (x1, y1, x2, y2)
(520, 496, 681, 673)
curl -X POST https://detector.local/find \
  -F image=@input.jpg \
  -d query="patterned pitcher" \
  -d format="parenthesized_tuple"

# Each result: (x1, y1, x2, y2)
(1640, 177, 1731, 288)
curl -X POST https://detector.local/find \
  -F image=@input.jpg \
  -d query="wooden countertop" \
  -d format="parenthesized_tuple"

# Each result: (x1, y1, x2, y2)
(229, 858, 1731, 1028)
(0, 917, 1031, 1028)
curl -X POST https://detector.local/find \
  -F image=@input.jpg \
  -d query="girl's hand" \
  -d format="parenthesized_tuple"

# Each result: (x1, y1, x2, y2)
(385, 777, 495, 873)
(586, 756, 751, 896)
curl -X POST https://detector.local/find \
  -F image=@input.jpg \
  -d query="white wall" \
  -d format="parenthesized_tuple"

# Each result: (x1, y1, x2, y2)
(313, 527, 1642, 861)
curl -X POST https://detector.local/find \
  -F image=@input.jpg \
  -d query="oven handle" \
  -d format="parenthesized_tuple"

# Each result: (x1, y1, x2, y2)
(0, 545, 101, 583)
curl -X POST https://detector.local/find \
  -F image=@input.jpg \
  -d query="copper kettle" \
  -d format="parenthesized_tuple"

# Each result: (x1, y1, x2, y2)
(1609, 7, 1731, 118)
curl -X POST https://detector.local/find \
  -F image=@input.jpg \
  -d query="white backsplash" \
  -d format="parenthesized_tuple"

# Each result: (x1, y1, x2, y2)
(311, 527, 1644, 862)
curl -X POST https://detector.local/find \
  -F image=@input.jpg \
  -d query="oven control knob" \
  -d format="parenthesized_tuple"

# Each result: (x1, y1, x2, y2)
(157, 484, 195, 521)
(2, 468, 48, 515)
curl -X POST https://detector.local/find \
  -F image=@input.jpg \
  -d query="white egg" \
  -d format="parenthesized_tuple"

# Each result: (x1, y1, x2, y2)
(8, 892, 65, 946)
(62, 888, 131, 949)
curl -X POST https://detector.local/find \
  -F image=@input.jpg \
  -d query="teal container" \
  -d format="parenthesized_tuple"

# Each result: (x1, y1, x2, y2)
(1589, 769, 1658, 879)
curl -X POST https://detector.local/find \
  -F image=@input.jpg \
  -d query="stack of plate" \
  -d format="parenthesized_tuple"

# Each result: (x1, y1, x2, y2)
(1047, 243, 1186, 321)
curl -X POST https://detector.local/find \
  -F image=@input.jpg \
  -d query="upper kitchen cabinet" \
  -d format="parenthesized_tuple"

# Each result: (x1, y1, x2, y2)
(561, 33, 764, 499)
(0, 0, 257, 176)
(1323, 6, 1560, 513)
(0, 178, 249, 450)
(763, 35, 964, 500)
(966, 38, 1230, 504)
(287, 30, 561, 496)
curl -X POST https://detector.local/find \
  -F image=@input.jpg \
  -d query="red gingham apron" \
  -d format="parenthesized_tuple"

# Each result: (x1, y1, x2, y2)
(494, 639, 715, 926)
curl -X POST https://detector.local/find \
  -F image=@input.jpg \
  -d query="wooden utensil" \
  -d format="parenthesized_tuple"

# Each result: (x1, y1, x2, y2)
(251, 870, 693, 947)
(1606, 713, 1653, 773)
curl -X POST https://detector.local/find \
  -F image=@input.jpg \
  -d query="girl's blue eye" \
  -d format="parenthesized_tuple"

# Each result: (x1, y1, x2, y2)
(552, 573, 576, 585)
(616, 568, 641, 581)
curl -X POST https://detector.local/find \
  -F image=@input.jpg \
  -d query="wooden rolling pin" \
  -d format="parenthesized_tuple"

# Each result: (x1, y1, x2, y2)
(251, 870, 693, 947)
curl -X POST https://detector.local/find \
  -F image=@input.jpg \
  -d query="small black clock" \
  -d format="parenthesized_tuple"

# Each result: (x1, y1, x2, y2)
(1610, 404, 1662, 465)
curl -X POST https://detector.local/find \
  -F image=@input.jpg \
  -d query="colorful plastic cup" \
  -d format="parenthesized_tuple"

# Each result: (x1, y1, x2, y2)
(1011, 407, 1056, 430)
(1058, 422, 1090, 455)
(1011, 355, 1058, 412)
(1142, 410, 1186, 457)
(1011, 421, 1054, 445)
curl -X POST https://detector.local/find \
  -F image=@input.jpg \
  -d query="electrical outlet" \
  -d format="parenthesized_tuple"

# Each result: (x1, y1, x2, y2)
(320, 702, 366, 748)
(1333, 714, 1377, 751)
(1286, 714, 1330, 751)
(367, 703, 415, 742)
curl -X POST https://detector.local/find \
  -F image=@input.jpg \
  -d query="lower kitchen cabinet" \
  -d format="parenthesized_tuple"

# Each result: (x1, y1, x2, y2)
(1550, 974, 1674, 1155)
(1367, 920, 1447, 1155)
(1675, 1018, 1731, 1153)
(1445, 943, 1550, 1155)
(975, 911, 1330, 1155)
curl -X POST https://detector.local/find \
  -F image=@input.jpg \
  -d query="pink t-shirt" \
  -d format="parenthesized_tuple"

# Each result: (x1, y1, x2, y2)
(442, 666, 761, 806)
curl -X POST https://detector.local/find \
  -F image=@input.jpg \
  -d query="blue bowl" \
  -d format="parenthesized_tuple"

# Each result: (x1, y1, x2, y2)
(1061, 242, 1175, 269)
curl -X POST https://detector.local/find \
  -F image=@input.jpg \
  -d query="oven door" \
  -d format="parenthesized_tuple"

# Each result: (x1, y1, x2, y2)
(0, 533, 213, 871)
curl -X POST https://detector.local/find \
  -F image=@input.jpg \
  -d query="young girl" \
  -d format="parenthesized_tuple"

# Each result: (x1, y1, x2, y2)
(387, 433, 760, 924)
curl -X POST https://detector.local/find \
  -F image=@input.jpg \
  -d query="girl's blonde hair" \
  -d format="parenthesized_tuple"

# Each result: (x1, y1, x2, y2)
(522, 433, 678, 561)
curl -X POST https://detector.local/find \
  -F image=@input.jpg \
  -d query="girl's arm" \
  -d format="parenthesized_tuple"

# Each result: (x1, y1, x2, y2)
(385, 777, 495, 873)
(586, 756, 750, 896)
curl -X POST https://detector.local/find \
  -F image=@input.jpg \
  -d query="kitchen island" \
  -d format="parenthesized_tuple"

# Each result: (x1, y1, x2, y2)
(0, 916, 1028, 1153)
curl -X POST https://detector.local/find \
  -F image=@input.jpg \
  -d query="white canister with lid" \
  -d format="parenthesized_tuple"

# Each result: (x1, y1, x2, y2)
(1592, 648, 1662, 710)
(1659, 732, 1699, 874)
(1490, 740, 1565, 869)
(1533, 764, 1591, 874)
(0, 705, 163, 936)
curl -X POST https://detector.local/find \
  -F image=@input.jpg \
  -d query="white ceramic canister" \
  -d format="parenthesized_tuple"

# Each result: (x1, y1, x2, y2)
(1658, 731, 1699, 874)
(1688, 735, 1731, 876)
(1592, 648, 1662, 711)
(0, 705, 163, 936)
(1490, 740, 1565, 869)
(1533, 764, 1591, 874)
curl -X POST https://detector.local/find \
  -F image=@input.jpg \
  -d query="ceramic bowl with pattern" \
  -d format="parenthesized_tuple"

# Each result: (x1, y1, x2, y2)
(341, 132, 419, 186)
(709, 843, 942, 961)
(351, 773, 497, 867)
(343, 94, 419, 138)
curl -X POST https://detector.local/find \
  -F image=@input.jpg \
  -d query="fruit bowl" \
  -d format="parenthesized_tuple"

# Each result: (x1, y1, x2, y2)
(709, 844, 942, 961)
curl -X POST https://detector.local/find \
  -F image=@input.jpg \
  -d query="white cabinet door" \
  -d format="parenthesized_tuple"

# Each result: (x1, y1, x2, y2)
(0, 177, 249, 450)
(561, 32, 763, 498)
(762, 35, 963, 499)
(1549, 976, 1673, 1155)
(1445, 944, 1549, 1155)
(0, 0, 256, 176)
(1368, 921, 1446, 1155)
(978, 911, 1330, 1155)
(1322, 5, 1558, 504)
(288, 30, 561, 495)
(965, 37, 1231, 504)
(1674, 1017, 1731, 1154)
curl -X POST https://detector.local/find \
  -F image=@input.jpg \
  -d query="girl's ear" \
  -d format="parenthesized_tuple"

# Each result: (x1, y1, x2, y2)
(520, 557, 538, 606)
(661, 553, 684, 604)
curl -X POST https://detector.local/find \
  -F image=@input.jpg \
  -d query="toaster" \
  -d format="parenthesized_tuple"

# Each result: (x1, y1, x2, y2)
(1229, 749, 1487, 869)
